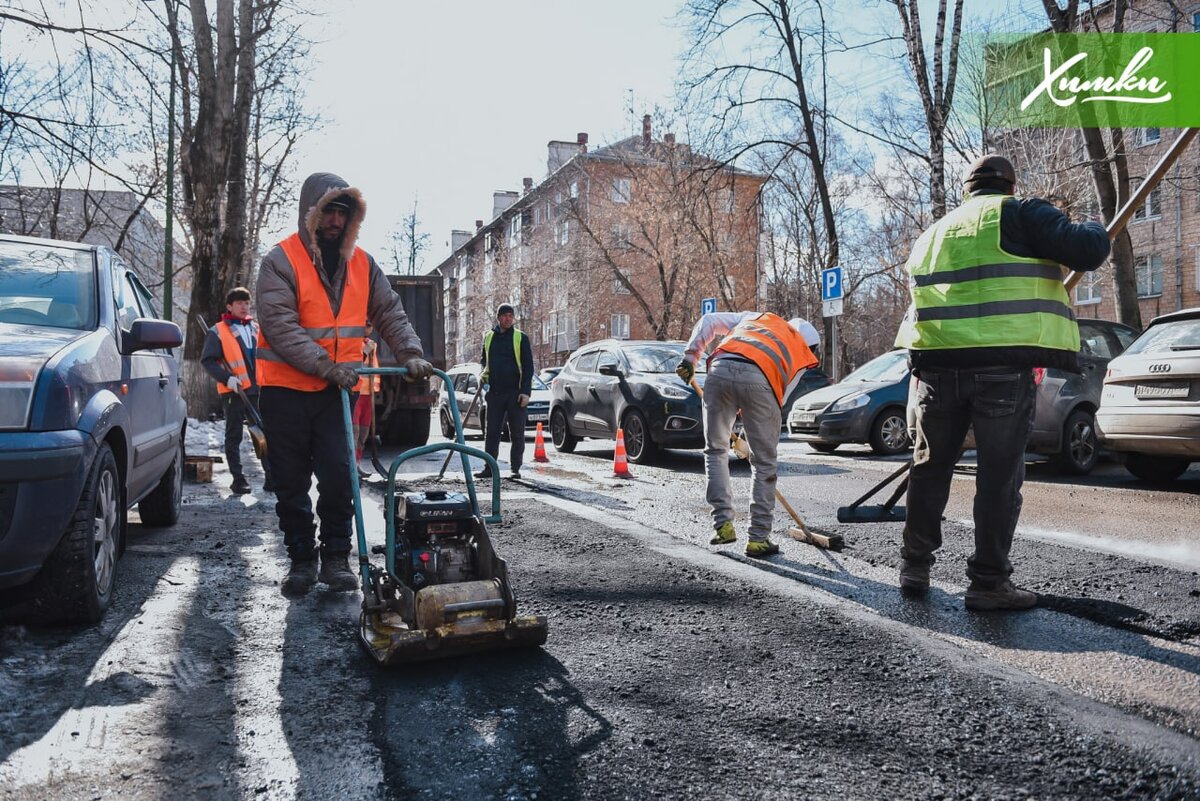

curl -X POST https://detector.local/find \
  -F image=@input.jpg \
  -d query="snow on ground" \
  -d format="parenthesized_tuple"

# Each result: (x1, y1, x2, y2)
(185, 417, 224, 457)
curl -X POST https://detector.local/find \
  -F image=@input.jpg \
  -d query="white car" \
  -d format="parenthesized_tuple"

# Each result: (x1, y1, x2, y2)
(1096, 308, 1200, 482)
(437, 363, 552, 439)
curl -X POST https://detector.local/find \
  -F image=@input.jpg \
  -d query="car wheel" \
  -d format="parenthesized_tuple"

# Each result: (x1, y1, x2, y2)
(27, 444, 122, 625)
(440, 409, 455, 439)
(1124, 453, 1190, 483)
(139, 434, 184, 526)
(869, 408, 911, 455)
(551, 408, 577, 453)
(622, 409, 658, 464)
(1052, 409, 1099, 475)
(810, 442, 840, 454)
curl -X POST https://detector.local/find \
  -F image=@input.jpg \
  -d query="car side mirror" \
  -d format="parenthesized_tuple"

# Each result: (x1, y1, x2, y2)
(598, 363, 623, 377)
(125, 318, 183, 354)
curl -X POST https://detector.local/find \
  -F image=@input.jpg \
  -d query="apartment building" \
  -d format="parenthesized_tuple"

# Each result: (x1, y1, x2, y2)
(436, 118, 768, 368)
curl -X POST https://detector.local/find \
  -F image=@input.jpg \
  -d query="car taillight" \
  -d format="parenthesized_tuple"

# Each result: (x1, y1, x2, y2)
(1032, 367, 1045, 386)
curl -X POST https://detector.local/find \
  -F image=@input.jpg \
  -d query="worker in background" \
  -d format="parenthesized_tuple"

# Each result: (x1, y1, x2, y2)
(256, 172, 433, 599)
(352, 320, 380, 473)
(200, 286, 273, 496)
(477, 302, 534, 480)
(894, 153, 1110, 611)
(677, 312, 820, 558)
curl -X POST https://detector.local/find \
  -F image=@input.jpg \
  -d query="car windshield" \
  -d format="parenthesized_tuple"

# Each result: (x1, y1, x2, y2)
(1123, 317, 1200, 355)
(531, 375, 548, 390)
(842, 349, 909, 383)
(625, 344, 697, 373)
(0, 241, 97, 330)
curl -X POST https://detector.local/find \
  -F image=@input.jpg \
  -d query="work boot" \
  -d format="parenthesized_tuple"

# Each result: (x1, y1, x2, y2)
(318, 550, 359, 592)
(510, 469, 521, 480)
(710, 521, 736, 545)
(964, 580, 1037, 612)
(474, 467, 493, 479)
(745, 539, 780, 558)
(899, 560, 931, 598)
(230, 476, 251, 495)
(281, 559, 318, 598)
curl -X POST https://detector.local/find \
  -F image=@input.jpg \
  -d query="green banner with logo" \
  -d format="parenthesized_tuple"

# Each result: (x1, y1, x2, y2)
(985, 33, 1200, 128)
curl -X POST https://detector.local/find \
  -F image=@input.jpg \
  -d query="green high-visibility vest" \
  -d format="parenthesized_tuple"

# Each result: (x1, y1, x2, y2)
(481, 327, 523, 385)
(894, 194, 1080, 354)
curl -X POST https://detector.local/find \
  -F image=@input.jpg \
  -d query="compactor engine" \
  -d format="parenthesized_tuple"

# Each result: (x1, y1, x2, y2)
(396, 489, 479, 588)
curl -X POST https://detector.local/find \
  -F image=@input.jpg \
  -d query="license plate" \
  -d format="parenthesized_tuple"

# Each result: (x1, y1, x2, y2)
(1134, 382, 1190, 399)
(528, 414, 548, 422)
(795, 413, 816, 424)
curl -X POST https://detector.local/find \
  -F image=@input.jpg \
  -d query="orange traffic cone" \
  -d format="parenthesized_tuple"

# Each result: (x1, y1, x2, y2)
(534, 422, 549, 462)
(613, 428, 632, 478)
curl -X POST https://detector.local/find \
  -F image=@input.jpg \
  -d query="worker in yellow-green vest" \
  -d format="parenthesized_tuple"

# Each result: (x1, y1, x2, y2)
(477, 302, 535, 480)
(894, 154, 1110, 612)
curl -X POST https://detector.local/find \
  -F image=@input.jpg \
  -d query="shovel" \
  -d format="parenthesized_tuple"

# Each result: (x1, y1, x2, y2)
(220, 359, 268, 462)
(688, 378, 841, 550)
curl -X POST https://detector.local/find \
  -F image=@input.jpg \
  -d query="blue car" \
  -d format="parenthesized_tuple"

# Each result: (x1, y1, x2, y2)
(787, 349, 912, 455)
(0, 235, 186, 625)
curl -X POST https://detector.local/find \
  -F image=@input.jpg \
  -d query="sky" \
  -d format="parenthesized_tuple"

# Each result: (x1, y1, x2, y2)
(283, 0, 690, 271)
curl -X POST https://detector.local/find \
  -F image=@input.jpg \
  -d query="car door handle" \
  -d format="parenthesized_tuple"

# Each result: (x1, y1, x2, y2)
(159, 375, 169, 388)
(587, 385, 597, 393)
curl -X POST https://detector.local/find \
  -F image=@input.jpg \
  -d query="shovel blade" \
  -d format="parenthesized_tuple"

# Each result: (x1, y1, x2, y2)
(836, 505, 907, 524)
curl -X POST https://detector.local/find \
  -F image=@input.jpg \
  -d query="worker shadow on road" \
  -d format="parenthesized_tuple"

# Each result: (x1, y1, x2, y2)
(741, 553, 1200, 680)
(362, 648, 611, 801)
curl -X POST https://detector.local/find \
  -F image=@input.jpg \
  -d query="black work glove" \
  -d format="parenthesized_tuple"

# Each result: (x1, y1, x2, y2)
(318, 361, 359, 390)
(676, 358, 695, 384)
(403, 357, 433, 382)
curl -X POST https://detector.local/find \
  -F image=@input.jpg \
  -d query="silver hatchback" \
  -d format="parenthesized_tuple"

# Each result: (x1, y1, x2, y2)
(1097, 308, 1200, 482)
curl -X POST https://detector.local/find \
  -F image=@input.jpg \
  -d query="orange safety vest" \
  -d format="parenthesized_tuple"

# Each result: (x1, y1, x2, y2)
(710, 312, 818, 405)
(257, 233, 371, 391)
(215, 320, 254, 394)
(354, 343, 381, 394)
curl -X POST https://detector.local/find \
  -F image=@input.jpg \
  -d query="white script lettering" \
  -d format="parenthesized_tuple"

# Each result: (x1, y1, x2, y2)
(1020, 46, 1171, 110)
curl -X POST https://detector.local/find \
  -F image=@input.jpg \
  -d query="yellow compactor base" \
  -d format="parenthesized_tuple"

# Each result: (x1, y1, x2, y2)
(359, 610, 548, 665)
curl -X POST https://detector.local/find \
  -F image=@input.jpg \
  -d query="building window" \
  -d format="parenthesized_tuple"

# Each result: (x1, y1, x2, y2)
(1132, 180, 1162, 221)
(611, 178, 631, 203)
(613, 275, 630, 294)
(1141, 128, 1161, 145)
(610, 313, 630, 340)
(1135, 254, 1162, 297)
(508, 215, 522, 248)
(1074, 270, 1102, 305)
(569, 181, 579, 200)
(483, 260, 493, 284)
(484, 232, 494, 264)
(1195, 249, 1200, 292)
(1194, 10, 1200, 31)
(557, 220, 570, 246)
(611, 223, 632, 249)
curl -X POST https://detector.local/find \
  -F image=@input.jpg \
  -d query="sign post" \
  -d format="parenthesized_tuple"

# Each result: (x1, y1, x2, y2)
(820, 266, 844, 381)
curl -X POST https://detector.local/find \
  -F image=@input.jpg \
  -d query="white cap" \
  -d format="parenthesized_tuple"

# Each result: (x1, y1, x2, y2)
(788, 317, 821, 348)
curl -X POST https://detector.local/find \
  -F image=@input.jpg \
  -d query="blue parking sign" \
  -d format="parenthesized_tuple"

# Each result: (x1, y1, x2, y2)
(701, 297, 717, 315)
(821, 266, 843, 302)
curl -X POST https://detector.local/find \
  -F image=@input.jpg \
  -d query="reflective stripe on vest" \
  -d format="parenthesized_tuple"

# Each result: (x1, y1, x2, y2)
(481, 327, 523, 385)
(354, 346, 381, 394)
(894, 194, 1080, 354)
(710, 312, 818, 405)
(215, 320, 253, 395)
(257, 232, 371, 391)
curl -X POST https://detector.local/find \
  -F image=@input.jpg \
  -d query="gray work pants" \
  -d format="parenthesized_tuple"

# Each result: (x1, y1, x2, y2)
(703, 358, 782, 542)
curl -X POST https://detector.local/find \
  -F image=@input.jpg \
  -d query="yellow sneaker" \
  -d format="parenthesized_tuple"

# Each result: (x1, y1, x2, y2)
(709, 521, 736, 545)
(745, 539, 780, 558)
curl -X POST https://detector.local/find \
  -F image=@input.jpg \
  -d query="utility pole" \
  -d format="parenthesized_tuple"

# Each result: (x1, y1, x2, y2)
(163, 40, 177, 322)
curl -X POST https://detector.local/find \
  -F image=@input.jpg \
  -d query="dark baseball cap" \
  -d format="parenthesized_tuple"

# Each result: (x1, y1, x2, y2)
(324, 194, 355, 212)
(963, 154, 1016, 188)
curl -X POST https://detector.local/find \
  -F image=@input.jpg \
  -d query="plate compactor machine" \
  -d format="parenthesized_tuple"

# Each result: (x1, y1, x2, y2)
(342, 367, 547, 666)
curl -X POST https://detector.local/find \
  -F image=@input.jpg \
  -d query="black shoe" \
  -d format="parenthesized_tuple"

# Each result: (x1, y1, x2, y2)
(899, 560, 931, 598)
(318, 551, 359, 592)
(231, 476, 251, 495)
(474, 468, 493, 479)
(510, 470, 521, 480)
(281, 559, 318, 598)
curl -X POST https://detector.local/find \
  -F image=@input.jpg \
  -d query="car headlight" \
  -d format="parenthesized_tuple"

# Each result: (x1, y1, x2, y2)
(830, 392, 869, 412)
(0, 357, 43, 429)
(657, 383, 692, 400)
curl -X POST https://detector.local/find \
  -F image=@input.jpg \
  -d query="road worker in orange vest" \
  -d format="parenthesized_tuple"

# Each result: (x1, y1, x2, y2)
(200, 286, 273, 496)
(256, 172, 433, 598)
(677, 312, 820, 558)
(352, 320, 381, 468)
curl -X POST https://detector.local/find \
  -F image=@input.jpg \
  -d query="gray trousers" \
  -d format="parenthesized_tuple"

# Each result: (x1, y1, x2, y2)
(703, 358, 782, 542)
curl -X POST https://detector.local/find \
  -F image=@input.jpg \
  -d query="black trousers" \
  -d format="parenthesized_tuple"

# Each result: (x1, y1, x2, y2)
(901, 367, 1036, 588)
(222, 393, 272, 483)
(484, 390, 527, 472)
(259, 386, 353, 561)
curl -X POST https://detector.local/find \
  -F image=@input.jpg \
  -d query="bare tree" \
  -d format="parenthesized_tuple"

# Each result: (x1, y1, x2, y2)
(389, 196, 431, 276)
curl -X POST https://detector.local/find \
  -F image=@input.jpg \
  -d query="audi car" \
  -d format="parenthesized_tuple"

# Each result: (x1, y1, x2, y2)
(1097, 307, 1200, 482)
(549, 340, 702, 463)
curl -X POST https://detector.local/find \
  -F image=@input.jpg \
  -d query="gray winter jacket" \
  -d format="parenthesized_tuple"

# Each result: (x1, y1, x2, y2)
(255, 172, 423, 383)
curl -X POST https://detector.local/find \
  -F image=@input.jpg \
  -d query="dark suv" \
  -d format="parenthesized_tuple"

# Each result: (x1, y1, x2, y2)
(550, 340, 702, 463)
(0, 235, 186, 624)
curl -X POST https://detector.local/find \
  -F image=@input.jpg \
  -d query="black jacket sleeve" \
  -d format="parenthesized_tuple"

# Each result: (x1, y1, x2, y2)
(1002, 198, 1111, 272)
(520, 334, 534, 396)
(200, 326, 232, 383)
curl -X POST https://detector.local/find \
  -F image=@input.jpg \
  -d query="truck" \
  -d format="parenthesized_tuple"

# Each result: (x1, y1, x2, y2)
(374, 273, 446, 447)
